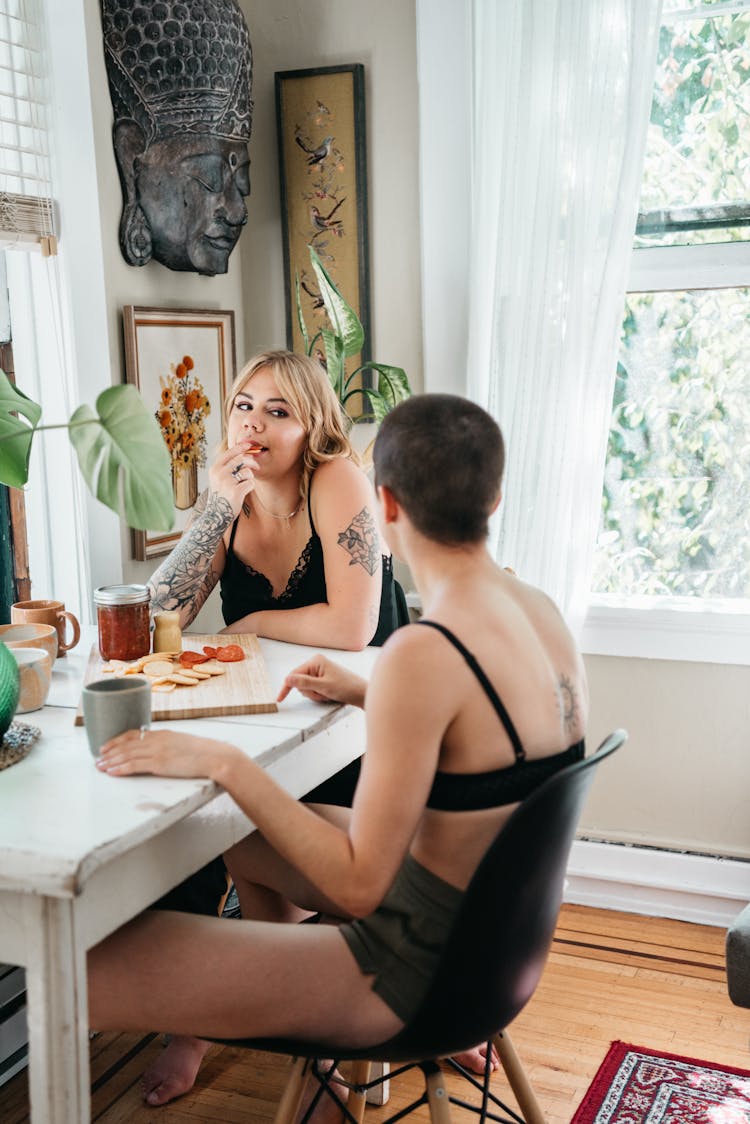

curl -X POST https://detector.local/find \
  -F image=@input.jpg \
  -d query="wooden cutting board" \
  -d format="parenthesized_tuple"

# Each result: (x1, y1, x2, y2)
(75, 633, 278, 725)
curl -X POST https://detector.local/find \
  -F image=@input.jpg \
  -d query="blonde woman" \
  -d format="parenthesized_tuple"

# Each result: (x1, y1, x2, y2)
(148, 348, 403, 649)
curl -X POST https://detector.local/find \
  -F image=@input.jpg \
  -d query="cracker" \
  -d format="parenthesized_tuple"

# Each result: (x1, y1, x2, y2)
(151, 682, 177, 693)
(198, 661, 225, 676)
(144, 660, 175, 678)
(166, 673, 200, 686)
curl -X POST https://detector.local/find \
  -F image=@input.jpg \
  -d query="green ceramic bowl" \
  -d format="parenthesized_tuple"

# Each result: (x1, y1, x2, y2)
(0, 641, 20, 740)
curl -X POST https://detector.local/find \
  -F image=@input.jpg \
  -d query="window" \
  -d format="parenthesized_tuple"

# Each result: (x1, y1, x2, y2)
(0, 0, 91, 624)
(585, 0, 750, 664)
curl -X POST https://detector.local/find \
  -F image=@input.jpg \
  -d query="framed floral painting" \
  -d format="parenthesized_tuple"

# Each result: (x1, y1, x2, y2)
(123, 306, 236, 560)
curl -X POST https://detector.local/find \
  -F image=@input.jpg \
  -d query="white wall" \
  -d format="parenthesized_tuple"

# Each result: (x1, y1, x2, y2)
(581, 655, 750, 860)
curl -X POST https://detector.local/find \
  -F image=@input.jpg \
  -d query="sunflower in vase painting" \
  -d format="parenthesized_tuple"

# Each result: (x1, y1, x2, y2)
(155, 355, 211, 510)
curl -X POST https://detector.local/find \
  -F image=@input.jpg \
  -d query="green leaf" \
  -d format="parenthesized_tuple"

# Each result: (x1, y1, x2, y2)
(0, 368, 42, 487)
(68, 384, 174, 531)
(321, 329, 346, 400)
(362, 363, 412, 420)
(308, 245, 364, 358)
(294, 271, 310, 354)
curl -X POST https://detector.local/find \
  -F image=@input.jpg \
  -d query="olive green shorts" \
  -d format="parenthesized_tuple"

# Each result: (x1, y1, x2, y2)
(340, 853, 463, 1023)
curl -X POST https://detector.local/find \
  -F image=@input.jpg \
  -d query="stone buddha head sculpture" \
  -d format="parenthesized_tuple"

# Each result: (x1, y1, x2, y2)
(101, 0, 253, 276)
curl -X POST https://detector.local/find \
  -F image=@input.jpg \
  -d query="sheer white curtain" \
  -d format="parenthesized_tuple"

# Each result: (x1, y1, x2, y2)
(6, 249, 90, 620)
(466, 0, 662, 634)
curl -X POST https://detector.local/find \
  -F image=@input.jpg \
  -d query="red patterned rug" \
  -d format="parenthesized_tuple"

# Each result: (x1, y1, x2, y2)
(571, 1041, 750, 1124)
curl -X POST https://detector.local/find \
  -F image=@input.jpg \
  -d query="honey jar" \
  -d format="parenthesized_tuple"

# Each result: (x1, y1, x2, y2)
(94, 585, 151, 662)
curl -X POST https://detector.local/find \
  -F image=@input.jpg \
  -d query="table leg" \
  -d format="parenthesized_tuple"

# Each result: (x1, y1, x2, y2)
(23, 895, 90, 1124)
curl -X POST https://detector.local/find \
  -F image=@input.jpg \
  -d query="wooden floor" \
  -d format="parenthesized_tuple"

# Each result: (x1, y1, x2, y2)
(2, 904, 749, 1122)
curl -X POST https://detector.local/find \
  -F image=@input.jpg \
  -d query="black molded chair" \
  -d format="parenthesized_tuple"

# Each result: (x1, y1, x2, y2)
(224, 730, 626, 1123)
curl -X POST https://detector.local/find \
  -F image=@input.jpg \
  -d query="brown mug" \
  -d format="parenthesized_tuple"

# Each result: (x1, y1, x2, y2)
(11, 599, 81, 658)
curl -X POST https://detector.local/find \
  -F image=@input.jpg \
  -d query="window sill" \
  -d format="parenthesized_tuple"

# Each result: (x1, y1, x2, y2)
(582, 597, 750, 666)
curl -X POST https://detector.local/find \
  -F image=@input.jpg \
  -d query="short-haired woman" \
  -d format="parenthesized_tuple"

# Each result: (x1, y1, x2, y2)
(90, 394, 589, 1121)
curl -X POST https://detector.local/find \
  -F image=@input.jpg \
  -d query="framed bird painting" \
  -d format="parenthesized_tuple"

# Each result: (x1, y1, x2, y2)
(275, 64, 371, 375)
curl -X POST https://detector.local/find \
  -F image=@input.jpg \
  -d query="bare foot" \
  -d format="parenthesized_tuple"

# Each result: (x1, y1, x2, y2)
(141, 1035, 211, 1106)
(452, 1041, 500, 1075)
(295, 1061, 349, 1124)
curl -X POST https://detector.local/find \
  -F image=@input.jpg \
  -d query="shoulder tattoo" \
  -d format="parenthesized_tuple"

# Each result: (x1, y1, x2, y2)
(557, 673, 579, 736)
(337, 507, 380, 577)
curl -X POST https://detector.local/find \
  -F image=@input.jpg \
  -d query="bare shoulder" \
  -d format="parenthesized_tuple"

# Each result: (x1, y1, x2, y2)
(376, 619, 457, 677)
(369, 622, 461, 721)
(311, 457, 377, 529)
(312, 455, 372, 496)
(506, 572, 574, 642)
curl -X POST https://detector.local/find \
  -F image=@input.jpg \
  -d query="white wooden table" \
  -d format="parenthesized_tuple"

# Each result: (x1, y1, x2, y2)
(0, 630, 378, 1124)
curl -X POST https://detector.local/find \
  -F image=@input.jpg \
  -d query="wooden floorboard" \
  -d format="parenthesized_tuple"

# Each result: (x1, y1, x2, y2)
(2, 904, 748, 1122)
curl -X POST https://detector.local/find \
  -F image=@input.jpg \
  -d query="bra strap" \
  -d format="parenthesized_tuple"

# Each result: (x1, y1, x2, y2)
(416, 619, 526, 762)
(228, 515, 240, 553)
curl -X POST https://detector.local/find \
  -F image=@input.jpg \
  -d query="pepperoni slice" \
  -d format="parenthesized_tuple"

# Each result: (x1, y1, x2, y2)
(180, 651, 210, 666)
(202, 646, 218, 658)
(215, 644, 245, 662)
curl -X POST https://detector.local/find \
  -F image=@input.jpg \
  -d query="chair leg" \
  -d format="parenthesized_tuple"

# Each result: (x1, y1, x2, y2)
(273, 1056, 312, 1124)
(494, 1030, 546, 1124)
(425, 1065, 453, 1123)
(346, 1060, 371, 1122)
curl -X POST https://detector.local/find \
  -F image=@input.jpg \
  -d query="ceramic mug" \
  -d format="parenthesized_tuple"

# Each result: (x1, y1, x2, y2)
(81, 677, 151, 758)
(0, 622, 59, 665)
(11, 599, 80, 658)
(11, 647, 52, 713)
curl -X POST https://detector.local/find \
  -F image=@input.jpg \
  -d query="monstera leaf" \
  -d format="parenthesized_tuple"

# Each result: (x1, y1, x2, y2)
(0, 369, 42, 488)
(69, 385, 174, 532)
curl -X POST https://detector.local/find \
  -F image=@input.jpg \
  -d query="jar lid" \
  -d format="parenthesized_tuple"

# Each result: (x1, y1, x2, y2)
(93, 584, 150, 606)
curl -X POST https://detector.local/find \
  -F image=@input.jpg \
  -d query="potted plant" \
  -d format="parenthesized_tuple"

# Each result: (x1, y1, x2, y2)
(296, 246, 411, 457)
(0, 370, 173, 532)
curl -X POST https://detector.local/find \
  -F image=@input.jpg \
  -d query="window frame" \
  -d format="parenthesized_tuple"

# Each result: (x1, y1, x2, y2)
(586, 234, 750, 665)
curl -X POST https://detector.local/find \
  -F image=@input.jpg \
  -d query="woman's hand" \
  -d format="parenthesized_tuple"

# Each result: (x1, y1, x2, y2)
(277, 654, 367, 708)
(208, 440, 260, 517)
(95, 727, 239, 780)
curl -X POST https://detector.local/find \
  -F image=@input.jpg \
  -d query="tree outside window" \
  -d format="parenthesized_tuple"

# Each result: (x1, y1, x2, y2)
(593, 0, 750, 601)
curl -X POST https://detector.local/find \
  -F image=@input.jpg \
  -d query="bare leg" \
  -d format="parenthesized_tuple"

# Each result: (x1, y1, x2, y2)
(88, 910, 401, 1045)
(226, 805, 353, 923)
(139, 808, 351, 1106)
(452, 1041, 500, 1074)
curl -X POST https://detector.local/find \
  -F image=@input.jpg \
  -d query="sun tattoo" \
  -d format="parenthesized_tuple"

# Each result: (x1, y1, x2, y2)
(337, 507, 380, 576)
(558, 673, 579, 736)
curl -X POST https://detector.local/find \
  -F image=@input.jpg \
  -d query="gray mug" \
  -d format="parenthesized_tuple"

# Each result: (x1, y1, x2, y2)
(82, 677, 152, 758)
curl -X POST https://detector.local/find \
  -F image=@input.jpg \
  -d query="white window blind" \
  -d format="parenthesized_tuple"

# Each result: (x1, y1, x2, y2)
(0, 0, 55, 251)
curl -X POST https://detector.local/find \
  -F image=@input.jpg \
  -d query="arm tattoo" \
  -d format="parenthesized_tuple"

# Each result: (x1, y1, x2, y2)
(148, 491, 234, 620)
(337, 507, 380, 576)
(557, 673, 579, 736)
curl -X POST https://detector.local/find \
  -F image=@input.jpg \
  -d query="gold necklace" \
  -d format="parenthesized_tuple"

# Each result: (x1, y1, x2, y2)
(248, 492, 302, 521)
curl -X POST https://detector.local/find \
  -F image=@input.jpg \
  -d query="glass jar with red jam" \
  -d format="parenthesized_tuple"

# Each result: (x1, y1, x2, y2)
(94, 585, 151, 662)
